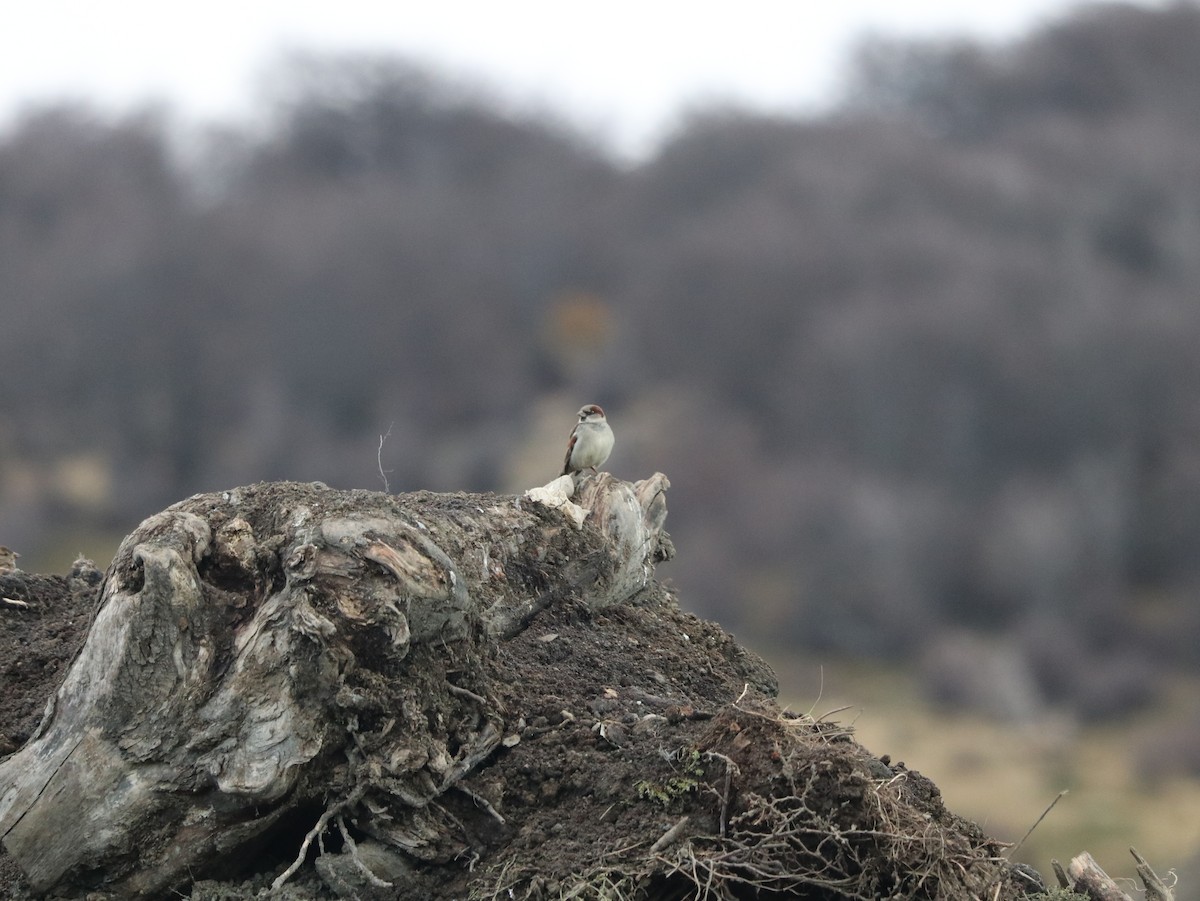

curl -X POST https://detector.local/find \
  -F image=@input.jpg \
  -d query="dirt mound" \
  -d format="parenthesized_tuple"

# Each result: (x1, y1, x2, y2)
(0, 482, 1044, 900)
(1, 562, 104, 896)
(427, 588, 1036, 900)
(0, 563, 101, 755)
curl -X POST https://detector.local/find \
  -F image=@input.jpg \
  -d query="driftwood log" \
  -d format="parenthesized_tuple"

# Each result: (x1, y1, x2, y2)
(0, 473, 670, 898)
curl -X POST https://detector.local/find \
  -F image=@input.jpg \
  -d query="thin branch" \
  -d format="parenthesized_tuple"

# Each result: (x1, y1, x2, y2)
(649, 815, 690, 854)
(703, 750, 739, 837)
(336, 814, 392, 888)
(446, 682, 488, 706)
(1009, 790, 1067, 859)
(270, 784, 366, 891)
(453, 784, 506, 824)
(1052, 859, 1071, 888)
(805, 664, 825, 717)
(377, 422, 394, 493)
(1131, 847, 1175, 901)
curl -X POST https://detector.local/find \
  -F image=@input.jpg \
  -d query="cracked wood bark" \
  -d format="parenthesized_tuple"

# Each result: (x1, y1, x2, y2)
(1065, 849, 1175, 901)
(1068, 852, 1135, 901)
(0, 473, 670, 898)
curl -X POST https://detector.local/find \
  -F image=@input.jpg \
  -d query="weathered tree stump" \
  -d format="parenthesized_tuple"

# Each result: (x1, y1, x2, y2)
(0, 474, 670, 898)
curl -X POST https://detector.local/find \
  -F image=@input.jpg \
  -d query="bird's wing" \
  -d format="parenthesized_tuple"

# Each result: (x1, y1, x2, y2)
(562, 431, 577, 475)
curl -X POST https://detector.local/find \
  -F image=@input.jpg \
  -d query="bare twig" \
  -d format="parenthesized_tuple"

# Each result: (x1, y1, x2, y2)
(1008, 790, 1067, 858)
(804, 664, 825, 717)
(1, 597, 30, 609)
(1052, 859, 1071, 888)
(815, 704, 855, 722)
(454, 784, 506, 824)
(336, 815, 393, 887)
(703, 750, 739, 837)
(1131, 847, 1175, 901)
(649, 815, 690, 854)
(446, 682, 488, 706)
(270, 784, 366, 891)
(377, 422, 394, 493)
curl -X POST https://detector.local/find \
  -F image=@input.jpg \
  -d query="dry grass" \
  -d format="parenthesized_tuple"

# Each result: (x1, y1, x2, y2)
(771, 655, 1200, 881)
(474, 701, 1026, 901)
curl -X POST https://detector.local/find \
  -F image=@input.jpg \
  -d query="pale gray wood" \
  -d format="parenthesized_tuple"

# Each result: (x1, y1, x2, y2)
(0, 474, 671, 898)
(1068, 852, 1135, 901)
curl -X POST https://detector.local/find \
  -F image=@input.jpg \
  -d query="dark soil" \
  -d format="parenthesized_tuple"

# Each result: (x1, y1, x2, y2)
(1, 561, 103, 896)
(0, 498, 1047, 900)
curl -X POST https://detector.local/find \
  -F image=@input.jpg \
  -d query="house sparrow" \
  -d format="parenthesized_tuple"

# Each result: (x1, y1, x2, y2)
(0, 546, 18, 573)
(562, 404, 614, 476)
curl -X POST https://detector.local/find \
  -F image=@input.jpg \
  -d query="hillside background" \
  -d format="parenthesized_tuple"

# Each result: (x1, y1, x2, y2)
(2, 1, 1199, 886)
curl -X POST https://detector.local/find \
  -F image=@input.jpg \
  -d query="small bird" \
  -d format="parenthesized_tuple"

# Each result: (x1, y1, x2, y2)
(562, 404, 614, 476)
(0, 546, 18, 573)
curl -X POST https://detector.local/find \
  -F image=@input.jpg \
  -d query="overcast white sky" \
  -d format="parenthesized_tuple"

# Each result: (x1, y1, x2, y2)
(0, 1, 1165, 157)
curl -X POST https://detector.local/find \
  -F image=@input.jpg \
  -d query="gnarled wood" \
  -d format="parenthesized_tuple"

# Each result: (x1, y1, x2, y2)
(1068, 853, 1134, 901)
(1131, 847, 1175, 901)
(1064, 848, 1176, 901)
(0, 475, 671, 898)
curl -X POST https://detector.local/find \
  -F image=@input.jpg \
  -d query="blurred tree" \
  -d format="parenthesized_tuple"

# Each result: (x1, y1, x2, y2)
(5, 2, 1200, 697)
